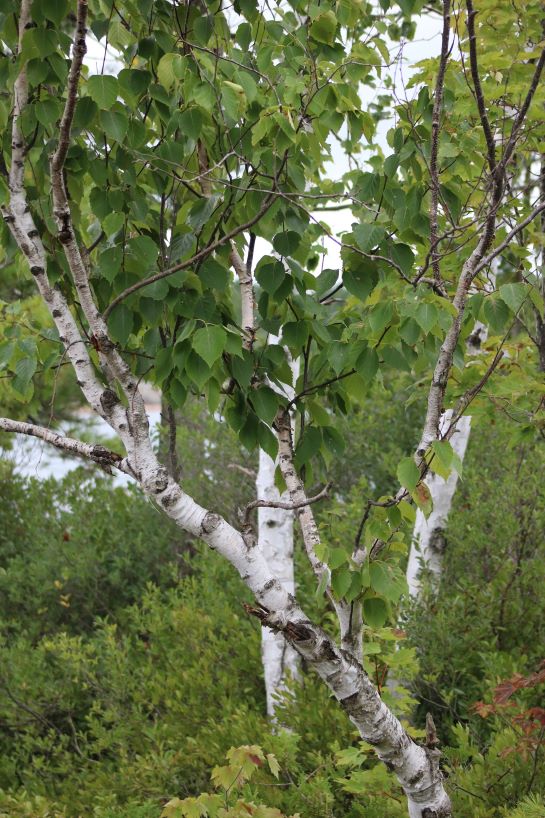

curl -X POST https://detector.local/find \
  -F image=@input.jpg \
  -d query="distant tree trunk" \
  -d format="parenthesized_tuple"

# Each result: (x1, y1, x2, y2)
(406, 411, 471, 596)
(256, 448, 300, 717)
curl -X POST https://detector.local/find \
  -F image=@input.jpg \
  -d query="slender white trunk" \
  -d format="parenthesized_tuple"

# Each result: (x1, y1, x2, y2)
(257, 351, 300, 717)
(257, 448, 300, 717)
(407, 265, 495, 596)
(407, 411, 471, 596)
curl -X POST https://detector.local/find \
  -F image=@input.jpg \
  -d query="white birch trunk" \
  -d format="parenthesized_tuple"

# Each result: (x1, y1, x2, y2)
(406, 411, 471, 596)
(257, 447, 300, 717)
(257, 350, 300, 717)
(407, 265, 495, 596)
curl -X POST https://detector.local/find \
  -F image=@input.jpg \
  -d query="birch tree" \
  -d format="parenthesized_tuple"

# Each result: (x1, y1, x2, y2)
(1, 1, 545, 816)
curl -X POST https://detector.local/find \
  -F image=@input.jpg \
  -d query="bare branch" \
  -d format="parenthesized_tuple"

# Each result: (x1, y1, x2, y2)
(227, 463, 257, 479)
(0, 418, 126, 471)
(50, 0, 88, 178)
(242, 482, 331, 526)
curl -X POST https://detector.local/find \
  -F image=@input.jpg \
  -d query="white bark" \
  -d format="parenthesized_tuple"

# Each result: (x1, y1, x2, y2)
(407, 411, 471, 596)
(407, 268, 496, 596)
(137, 465, 451, 818)
(256, 448, 300, 716)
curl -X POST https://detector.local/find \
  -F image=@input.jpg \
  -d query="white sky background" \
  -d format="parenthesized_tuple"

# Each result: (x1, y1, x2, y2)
(6, 9, 442, 481)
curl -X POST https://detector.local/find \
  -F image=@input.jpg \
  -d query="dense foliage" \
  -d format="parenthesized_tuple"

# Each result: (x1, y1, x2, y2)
(1, 0, 545, 814)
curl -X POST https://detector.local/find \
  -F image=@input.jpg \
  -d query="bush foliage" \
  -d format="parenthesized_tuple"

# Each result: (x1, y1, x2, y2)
(1, 411, 545, 818)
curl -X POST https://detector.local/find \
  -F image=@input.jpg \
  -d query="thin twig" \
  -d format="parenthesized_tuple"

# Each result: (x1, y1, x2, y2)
(242, 482, 331, 526)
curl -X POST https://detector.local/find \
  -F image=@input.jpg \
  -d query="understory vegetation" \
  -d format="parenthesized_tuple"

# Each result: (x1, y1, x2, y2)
(1, 406, 544, 818)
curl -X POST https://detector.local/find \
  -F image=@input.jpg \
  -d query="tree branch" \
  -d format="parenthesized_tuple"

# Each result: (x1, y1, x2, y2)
(0, 418, 126, 471)
(103, 186, 280, 321)
(242, 482, 331, 526)
(466, 0, 497, 174)
(430, 0, 452, 284)
(2, 0, 106, 421)
(49, 0, 150, 457)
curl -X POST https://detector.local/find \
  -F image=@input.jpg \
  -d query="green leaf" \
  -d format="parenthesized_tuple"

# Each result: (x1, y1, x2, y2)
(323, 426, 345, 457)
(310, 10, 337, 44)
(499, 282, 529, 314)
(186, 350, 212, 390)
(177, 107, 203, 140)
(483, 295, 510, 332)
(141, 279, 169, 301)
(294, 427, 321, 469)
(353, 223, 385, 252)
(35, 99, 61, 126)
(22, 28, 58, 59)
(108, 304, 133, 345)
(397, 457, 419, 492)
(368, 302, 393, 334)
(222, 81, 247, 121)
(267, 754, 280, 779)
(14, 356, 37, 390)
(239, 411, 259, 450)
(355, 346, 379, 381)
(155, 347, 174, 384)
(188, 195, 221, 231)
(100, 110, 128, 142)
(399, 318, 420, 346)
(328, 547, 348, 569)
(87, 75, 119, 109)
(193, 325, 227, 368)
(257, 422, 278, 460)
(414, 302, 438, 333)
(431, 439, 463, 478)
(157, 53, 184, 89)
(126, 236, 158, 268)
(41, 0, 69, 25)
(363, 597, 388, 628)
(199, 258, 229, 291)
(391, 243, 415, 275)
(282, 320, 309, 349)
(231, 350, 254, 388)
(251, 386, 279, 425)
(370, 562, 392, 596)
(331, 566, 352, 599)
(255, 259, 285, 295)
(73, 96, 98, 129)
(272, 231, 301, 256)
(102, 212, 125, 237)
(343, 264, 378, 301)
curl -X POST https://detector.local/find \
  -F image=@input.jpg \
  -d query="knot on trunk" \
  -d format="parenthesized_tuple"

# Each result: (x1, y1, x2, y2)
(201, 512, 221, 535)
